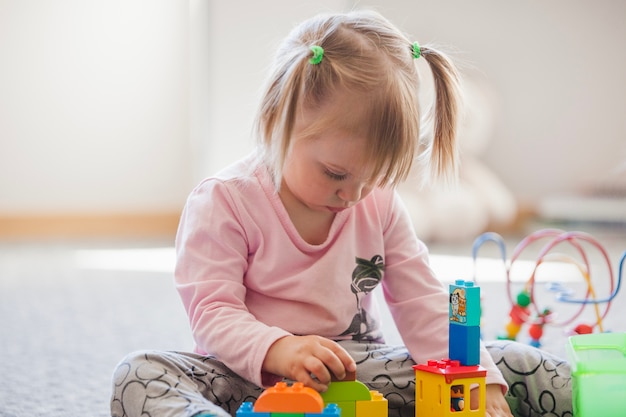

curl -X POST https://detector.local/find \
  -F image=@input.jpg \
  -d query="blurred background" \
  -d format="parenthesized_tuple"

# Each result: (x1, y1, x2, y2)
(1, 3, 625, 414)
(1, 0, 625, 241)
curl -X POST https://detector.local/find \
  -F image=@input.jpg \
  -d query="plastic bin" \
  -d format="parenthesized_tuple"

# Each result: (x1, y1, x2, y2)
(567, 333, 626, 417)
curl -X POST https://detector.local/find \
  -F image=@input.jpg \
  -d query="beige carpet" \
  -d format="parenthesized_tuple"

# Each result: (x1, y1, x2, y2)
(1, 227, 624, 416)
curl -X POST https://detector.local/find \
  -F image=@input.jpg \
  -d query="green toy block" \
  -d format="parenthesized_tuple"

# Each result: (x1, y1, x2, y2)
(320, 380, 371, 403)
(320, 380, 372, 417)
(334, 402, 354, 417)
(568, 333, 626, 417)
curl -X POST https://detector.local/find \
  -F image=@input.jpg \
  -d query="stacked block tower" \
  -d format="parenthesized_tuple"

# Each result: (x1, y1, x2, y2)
(449, 279, 481, 366)
(413, 279, 487, 416)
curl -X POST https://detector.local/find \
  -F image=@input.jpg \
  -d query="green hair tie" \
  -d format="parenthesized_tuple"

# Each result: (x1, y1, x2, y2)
(309, 45, 324, 65)
(412, 41, 421, 59)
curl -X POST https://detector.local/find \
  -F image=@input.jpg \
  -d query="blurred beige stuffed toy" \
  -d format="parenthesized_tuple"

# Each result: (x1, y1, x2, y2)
(398, 74, 518, 243)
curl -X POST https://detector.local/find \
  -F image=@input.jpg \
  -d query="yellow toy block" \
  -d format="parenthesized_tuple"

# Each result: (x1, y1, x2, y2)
(414, 359, 486, 417)
(356, 390, 388, 417)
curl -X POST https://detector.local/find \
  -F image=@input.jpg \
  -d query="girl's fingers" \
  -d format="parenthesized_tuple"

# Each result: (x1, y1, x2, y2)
(300, 356, 331, 391)
(319, 339, 357, 379)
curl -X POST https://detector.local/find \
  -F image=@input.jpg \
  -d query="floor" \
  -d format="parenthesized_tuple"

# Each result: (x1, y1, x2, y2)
(0, 220, 624, 416)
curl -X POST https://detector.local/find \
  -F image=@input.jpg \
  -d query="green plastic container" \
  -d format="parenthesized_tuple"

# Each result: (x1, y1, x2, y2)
(567, 333, 626, 417)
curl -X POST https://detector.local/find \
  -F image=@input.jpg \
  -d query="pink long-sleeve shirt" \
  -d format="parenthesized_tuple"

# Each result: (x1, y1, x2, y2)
(174, 154, 507, 389)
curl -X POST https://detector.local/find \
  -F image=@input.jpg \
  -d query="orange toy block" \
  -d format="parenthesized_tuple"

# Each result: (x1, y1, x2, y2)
(253, 382, 324, 413)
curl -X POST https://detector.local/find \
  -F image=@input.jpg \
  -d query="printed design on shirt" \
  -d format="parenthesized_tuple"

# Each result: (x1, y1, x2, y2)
(340, 255, 384, 341)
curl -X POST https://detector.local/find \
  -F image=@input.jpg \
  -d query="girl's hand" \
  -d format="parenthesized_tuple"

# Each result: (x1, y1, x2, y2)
(471, 384, 514, 417)
(262, 335, 357, 392)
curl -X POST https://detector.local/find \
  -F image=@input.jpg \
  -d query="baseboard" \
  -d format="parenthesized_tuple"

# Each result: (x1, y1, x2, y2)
(0, 212, 181, 240)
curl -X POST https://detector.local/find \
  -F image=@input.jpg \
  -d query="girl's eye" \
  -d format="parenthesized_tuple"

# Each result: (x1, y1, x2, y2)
(324, 169, 348, 181)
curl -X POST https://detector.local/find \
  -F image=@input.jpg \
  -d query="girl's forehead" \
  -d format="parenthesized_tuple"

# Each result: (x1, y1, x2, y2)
(302, 130, 378, 178)
(298, 88, 375, 139)
(319, 88, 372, 119)
(294, 86, 398, 182)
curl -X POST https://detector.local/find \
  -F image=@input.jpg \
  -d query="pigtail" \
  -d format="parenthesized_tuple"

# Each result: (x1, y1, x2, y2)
(255, 46, 311, 189)
(420, 46, 462, 182)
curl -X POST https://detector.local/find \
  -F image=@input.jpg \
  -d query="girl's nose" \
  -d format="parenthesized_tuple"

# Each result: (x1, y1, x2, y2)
(337, 184, 365, 204)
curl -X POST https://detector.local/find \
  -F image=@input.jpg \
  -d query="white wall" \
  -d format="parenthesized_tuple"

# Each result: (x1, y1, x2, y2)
(195, 0, 351, 182)
(201, 0, 626, 203)
(0, 0, 350, 217)
(2, 0, 625, 218)
(0, 0, 191, 214)
(369, 0, 626, 201)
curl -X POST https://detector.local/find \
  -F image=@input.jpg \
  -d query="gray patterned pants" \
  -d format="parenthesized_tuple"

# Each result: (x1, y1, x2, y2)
(110, 340, 572, 417)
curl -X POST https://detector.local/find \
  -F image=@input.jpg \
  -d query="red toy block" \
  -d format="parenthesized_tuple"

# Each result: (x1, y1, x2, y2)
(414, 359, 486, 384)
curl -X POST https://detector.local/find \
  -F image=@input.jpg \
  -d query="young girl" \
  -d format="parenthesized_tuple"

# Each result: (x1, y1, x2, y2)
(111, 10, 571, 417)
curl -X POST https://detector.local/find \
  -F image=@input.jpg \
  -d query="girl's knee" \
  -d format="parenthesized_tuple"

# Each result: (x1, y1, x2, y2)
(486, 340, 570, 376)
(111, 350, 196, 417)
(112, 350, 165, 387)
(485, 340, 572, 416)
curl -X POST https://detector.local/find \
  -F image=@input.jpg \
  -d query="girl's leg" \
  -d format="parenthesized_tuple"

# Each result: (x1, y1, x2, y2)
(338, 341, 416, 417)
(111, 350, 263, 417)
(485, 340, 573, 417)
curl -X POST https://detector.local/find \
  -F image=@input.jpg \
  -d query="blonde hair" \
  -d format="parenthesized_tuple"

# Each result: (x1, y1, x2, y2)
(255, 9, 461, 188)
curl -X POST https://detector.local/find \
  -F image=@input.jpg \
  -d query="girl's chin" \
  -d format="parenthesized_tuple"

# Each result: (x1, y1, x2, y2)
(326, 206, 347, 213)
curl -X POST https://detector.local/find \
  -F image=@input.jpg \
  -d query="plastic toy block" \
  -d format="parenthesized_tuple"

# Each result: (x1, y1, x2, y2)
(320, 380, 370, 417)
(414, 359, 486, 383)
(321, 380, 388, 417)
(306, 404, 341, 417)
(330, 369, 357, 382)
(237, 402, 270, 417)
(356, 391, 388, 417)
(270, 413, 307, 417)
(414, 359, 486, 417)
(320, 380, 371, 403)
(567, 333, 626, 417)
(449, 322, 480, 366)
(239, 400, 341, 417)
(449, 280, 481, 327)
(269, 413, 303, 417)
(254, 382, 324, 413)
(333, 402, 354, 417)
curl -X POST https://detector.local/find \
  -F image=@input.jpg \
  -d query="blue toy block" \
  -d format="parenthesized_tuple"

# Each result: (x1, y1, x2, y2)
(237, 393, 342, 417)
(270, 414, 303, 417)
(450, 322, 480, 366)
(306, 403, 341, 417)
(237, 402, 270, 417)
(449, 279, 481, 327)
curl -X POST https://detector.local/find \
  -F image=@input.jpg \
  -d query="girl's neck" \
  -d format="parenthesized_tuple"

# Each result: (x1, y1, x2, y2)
(278, 186, 335, 245)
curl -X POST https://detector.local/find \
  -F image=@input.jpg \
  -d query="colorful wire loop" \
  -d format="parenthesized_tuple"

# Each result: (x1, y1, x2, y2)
(472, 228, 624, 337)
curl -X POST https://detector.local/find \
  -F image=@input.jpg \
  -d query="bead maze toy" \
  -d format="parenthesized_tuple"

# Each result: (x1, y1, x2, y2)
(413, 279, 487, 416)
(472, 229, 625, 347)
